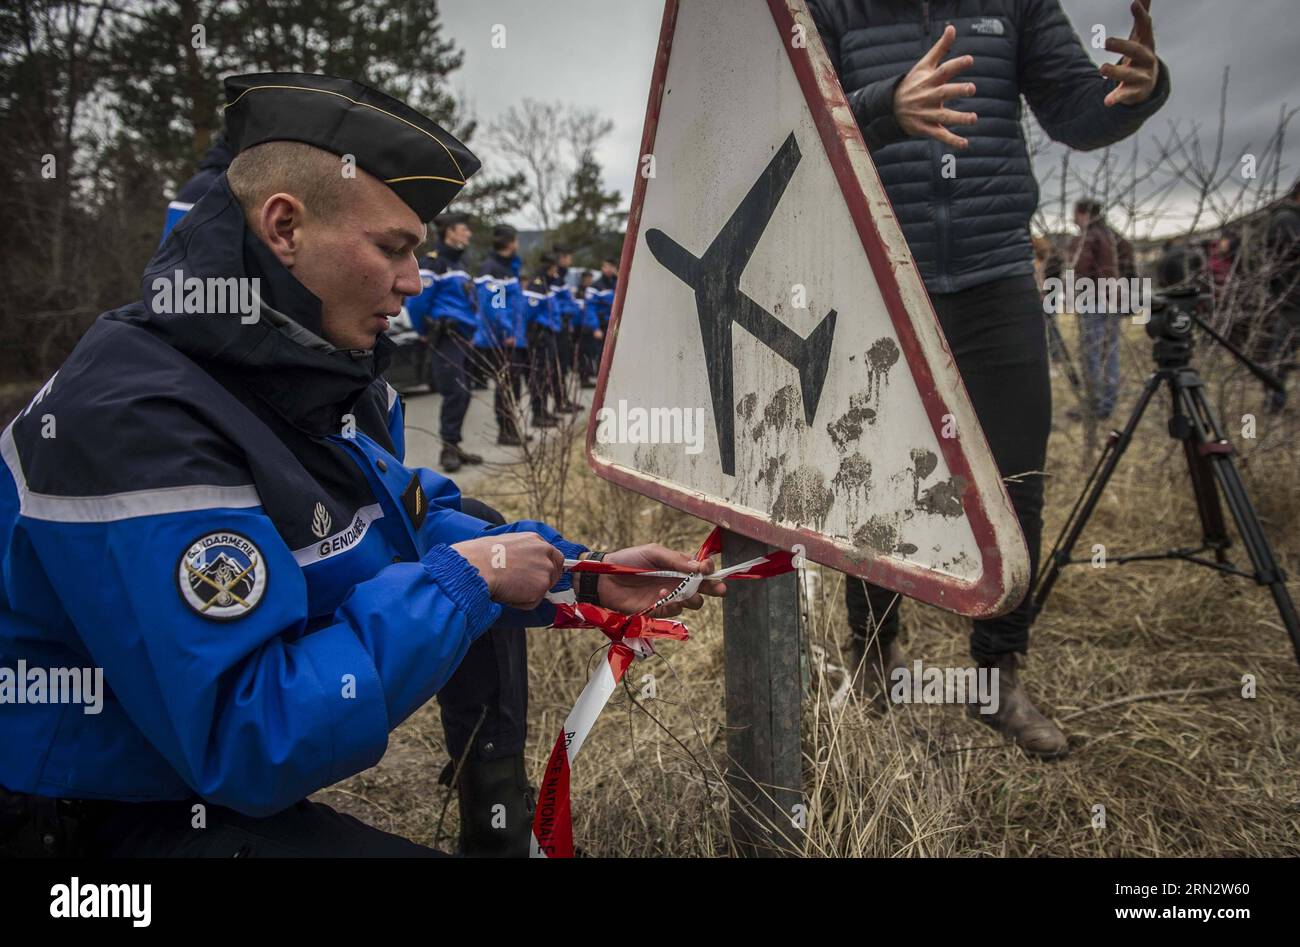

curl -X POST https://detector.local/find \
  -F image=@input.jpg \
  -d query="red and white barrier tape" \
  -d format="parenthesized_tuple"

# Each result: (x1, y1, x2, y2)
(529, 526, 797, 858)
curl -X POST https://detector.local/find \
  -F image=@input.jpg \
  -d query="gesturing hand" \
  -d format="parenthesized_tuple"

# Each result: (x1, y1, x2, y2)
(595, 545, 727, 619)
(893, 24, 978, 149)
(1101, 0, 1158, 107)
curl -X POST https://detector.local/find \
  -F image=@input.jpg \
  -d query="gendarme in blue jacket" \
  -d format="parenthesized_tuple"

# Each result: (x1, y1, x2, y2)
(407, 240, 477, 337)
(585, 273, 617, 330)
(0, 174, 585, 816)
(524, 274, 562, 334)
(550, 270, 581, 333)
(475, 253, 527, 349)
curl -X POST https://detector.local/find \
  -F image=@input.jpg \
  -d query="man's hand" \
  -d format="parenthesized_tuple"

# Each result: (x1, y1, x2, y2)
(595, 545, 727, 618)
(451, 533, 563, 610)
(893, 24, 978, 149)
(1101, 0, 1158, 107)
(594, 329, 604, 340)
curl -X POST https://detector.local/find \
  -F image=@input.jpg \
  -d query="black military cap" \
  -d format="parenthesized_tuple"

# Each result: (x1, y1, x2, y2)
(223, 72, 480, 221)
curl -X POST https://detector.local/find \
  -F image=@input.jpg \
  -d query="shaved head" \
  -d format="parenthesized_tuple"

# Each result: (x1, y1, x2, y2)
(227, 141, 355, 224)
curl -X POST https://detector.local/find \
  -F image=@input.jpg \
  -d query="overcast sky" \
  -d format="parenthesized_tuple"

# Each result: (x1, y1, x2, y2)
(440, 0, 1300, 237)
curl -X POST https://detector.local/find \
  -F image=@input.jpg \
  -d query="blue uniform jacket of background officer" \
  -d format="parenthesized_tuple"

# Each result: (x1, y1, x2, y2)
(524, 276, 562, 332)
(476, 254, 527, 348)
(408, 241, 478, 336)
(0, 174, 586, 816)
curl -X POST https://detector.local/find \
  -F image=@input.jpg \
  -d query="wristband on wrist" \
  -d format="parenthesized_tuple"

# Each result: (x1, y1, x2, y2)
(577, 551, 606, 605)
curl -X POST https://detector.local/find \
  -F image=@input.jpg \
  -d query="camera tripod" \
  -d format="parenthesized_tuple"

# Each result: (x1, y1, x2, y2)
(1032, 290, 1300, 666)
(1044, 311, 1086, 402)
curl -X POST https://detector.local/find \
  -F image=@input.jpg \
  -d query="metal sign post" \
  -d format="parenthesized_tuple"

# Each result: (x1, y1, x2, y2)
(722, 529, 803, 856)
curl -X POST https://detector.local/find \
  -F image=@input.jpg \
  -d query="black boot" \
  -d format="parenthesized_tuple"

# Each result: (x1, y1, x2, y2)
(454, 755, 535, 857)
(497, 428, 532, 447)
(439, 445, 462, 473)
(453, 444, 484, 465)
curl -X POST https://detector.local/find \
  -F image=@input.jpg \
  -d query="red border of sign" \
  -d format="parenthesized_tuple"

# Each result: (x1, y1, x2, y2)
(585, 0, 1027, 618)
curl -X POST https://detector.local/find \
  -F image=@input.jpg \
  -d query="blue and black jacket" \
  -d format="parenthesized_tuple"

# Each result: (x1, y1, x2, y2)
(161, 135, 234, 241)
(524, 275, 562, 334)
(0, 174, 585, 815)
(550, 269, 581, 333)
(585, 273, 617, 330)
(475, 253, 526, 349)
(407, 241, 477, 337)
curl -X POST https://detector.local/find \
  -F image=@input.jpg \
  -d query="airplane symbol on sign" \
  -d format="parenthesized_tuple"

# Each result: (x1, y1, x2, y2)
(646, 131, 837, 477)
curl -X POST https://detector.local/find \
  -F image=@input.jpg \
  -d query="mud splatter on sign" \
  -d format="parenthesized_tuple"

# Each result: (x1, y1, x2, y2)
(865, 337, 900, 400)
(737, 391, 758, 421)
(910, 447, 938, 483)
(771, 465, 833, 531)
(853, 516, 896, 554)
(755, 451, 788, 492)
(831, 452, 871, 496)
(917, 475, 967, 518)
(634, 444, 665, 479)
(751, 383, 802, 438)
(826, 390, 877, 452)
(832, 452, 872, 525)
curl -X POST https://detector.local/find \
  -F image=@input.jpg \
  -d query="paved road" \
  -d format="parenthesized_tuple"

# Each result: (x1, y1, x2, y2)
(396, 378, 593, 496)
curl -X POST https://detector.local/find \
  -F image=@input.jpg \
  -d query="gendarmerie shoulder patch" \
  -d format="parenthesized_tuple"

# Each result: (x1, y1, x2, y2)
(177, 531, 268, 620)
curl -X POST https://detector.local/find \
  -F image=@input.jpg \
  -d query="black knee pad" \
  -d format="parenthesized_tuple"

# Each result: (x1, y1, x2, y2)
(460, 497, 506, 527)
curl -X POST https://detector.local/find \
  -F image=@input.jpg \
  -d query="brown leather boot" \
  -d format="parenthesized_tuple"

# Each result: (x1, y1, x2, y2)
(848, 635, 908, 713)
(970, 652, 1069, 759)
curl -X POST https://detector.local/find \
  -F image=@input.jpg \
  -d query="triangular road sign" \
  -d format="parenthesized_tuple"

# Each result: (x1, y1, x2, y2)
(587, 0, 1029, 618)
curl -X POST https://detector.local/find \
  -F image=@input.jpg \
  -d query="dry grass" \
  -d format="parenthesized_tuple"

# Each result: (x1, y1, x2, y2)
(323, 316, 1300, 857)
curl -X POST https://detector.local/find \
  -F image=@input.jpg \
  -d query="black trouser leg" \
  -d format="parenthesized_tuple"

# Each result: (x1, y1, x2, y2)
(843, 275, 1051, 662)
(431, 327, 472, 445)
(467, 346, 491, 389)
(510, 347, 529, 416)
(579, 329, 600, 381)
(845, 575, 904, 646)
(79, 797, 445, 857)
(491, 346, 523, 436)
(436, 498, 528, 763)
(529, 329, 560, 412)
(557, 323, 574, 379)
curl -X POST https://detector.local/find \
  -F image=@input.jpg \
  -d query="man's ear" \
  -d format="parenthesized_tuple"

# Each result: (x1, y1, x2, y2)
(258, 193, 304, 267)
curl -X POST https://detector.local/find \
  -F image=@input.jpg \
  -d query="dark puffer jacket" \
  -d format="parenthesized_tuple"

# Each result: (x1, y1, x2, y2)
(808, 0, 1170, 294)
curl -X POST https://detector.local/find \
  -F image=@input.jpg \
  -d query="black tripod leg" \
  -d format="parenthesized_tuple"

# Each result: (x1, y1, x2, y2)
(1179, 384, 1300, 664)
(1170, 373, 1233, 560)
(1033, 371, 1165, 618)
(1046, 314, 1086, 401)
